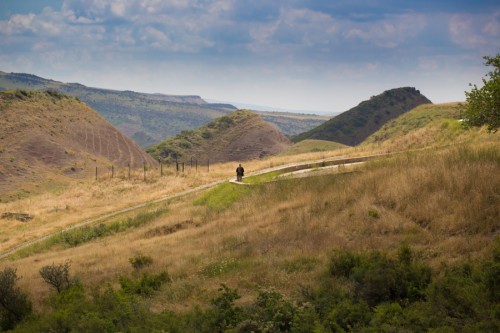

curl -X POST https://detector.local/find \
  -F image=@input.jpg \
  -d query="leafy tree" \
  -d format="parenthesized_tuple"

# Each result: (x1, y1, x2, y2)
(0, 267, 32, 330)
(39, 261, 74, 293)
(463, 54, 500, 132)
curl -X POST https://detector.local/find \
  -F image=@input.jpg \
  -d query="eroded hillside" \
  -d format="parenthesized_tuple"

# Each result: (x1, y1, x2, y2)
(0, 90, 157, 198)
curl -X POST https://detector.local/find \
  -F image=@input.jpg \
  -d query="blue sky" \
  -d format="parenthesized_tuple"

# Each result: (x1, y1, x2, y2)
(0, 0, 499, 114)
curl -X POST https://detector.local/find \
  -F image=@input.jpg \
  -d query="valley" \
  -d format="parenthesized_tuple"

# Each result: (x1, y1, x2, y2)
(0, 88, 498, 332)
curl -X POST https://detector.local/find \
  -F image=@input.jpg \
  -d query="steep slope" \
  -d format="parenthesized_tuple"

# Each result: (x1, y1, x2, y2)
(0, 90, 157, 196)
(147, 110, 292, 163)
(294, 87, 432, 145)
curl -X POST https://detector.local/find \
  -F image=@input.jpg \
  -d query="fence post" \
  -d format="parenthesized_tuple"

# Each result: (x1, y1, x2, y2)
(111, 165, 114, 178)
(143, 162, 146, 181)
(196, 159, 198, 173)
(207, 159, 210, 172)
(160, 160, 163, 177)
(128, 163, 131, 180)
(95, 166, 97, 181)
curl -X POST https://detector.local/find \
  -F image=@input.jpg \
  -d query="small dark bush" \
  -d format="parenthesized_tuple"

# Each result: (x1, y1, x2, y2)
(129, 254, 153, 270)
(329, 249, 362, 278)
(119, 271, 170, 296)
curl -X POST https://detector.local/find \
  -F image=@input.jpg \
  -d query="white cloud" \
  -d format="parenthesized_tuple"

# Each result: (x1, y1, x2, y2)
(449, 12, 500, 51)
(342, 13, 427, 48)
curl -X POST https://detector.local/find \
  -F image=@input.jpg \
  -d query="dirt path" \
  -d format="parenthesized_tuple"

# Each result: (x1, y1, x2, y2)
(0, 153, 391, 260)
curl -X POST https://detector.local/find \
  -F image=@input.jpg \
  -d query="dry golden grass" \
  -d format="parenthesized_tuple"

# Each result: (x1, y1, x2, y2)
(0, 115, 498, 311)
(2, 134, 498, 312)
(0, 141, 366, 255)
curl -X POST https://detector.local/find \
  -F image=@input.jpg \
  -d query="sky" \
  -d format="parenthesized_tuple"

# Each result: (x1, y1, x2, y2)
(0, 0, 499, 114)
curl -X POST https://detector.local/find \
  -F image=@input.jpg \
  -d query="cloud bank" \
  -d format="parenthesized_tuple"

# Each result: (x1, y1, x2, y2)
(1, 0, 499, 112)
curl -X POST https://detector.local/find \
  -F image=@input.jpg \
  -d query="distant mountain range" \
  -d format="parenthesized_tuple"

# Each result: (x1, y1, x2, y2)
(0, 90, 157, 199)
(147, 109, 292, 164)
(294, 87, 432, 146)
(0, 71, 328, 147)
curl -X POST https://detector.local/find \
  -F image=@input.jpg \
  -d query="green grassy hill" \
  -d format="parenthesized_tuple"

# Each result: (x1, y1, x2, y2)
(362, 102, 467, 150)
(147, 109, 292, 163)
(294, 87, 432, 145)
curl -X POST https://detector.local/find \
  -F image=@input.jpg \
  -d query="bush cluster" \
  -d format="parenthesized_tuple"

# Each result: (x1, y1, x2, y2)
(8, 244, 500, 332)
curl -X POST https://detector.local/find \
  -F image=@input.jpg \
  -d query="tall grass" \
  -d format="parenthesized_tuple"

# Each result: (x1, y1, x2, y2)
(3, 141, 499, 312)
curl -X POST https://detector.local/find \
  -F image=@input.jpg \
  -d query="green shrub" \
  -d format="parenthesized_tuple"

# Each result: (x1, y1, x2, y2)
(129, 254, 153, 270)
(209, 284, 243, 332)
(324, 299, 371, 332)
(0, 267, 32, 331)
(61, 223, 106, 247)
(119, 271, 171, 296)
(329, 250, 362, 278)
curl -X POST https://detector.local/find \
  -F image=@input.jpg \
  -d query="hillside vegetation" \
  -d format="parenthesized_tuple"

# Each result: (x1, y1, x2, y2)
(0, 90, 157, 201)
(294, 87, 432, 145)
(0, 90, 499, 332)
(147, 109, 292, 163)
(2, 137, 498, 332)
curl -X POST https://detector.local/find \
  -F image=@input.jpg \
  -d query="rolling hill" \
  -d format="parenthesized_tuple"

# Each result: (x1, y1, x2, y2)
(147, 109, 292, 163)
(0, 90, 157, 199)
(0, 71, 328, 146)
(294, 87, 432, 145)
(363, 102, 464, 149)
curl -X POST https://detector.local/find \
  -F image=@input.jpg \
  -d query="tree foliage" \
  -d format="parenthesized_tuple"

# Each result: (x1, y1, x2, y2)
(39, 261, 74, 293)
(0, 267, 32, 330)
(463, 54, 500, 132)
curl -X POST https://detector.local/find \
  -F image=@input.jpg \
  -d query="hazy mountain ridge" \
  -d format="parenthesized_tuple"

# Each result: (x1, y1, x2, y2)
(294, 87, 432, 145)
(147, 109, 292, 164)
(0, 71, 237, 148)
(0, 71, 328, 146)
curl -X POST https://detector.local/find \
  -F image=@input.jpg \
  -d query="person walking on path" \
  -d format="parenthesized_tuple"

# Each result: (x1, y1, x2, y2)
(236, 164, 244, 182)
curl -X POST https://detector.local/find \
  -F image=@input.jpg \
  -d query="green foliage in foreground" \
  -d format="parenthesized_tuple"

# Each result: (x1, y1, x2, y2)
(0, 268, 32, 331)
(463, 54, 500, 132)
(10, 244, 500, 332)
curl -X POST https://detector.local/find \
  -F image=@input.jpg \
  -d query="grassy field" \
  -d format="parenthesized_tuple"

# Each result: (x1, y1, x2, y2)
(0, 106, 498, 330)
